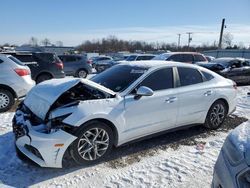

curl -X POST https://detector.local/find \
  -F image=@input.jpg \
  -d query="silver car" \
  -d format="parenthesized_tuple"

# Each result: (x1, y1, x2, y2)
(0, 54, 35, 112)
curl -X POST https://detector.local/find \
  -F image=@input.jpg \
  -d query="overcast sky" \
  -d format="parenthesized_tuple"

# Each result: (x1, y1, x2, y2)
(1, 0, 250, 47)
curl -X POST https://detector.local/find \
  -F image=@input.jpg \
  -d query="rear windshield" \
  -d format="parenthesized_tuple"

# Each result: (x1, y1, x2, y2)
(152, 53, 172, 60)
(8, 56, 25, 66)
(91, 65, 148, 92)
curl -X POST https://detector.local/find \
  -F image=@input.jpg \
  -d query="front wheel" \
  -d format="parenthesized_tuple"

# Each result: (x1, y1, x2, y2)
(69, 121, 114, 165)
(204, 100, 228, 129)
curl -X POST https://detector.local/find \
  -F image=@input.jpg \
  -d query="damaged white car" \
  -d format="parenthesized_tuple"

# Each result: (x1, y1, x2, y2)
(13, 61, 237, 168)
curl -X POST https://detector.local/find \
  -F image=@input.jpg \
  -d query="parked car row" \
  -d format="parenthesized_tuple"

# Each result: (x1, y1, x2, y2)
(196, 57, 250, 85)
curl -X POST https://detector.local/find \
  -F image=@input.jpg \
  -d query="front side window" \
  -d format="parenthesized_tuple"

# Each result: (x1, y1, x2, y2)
(178, 67, 203, 86)
(138, 68, 173, 91)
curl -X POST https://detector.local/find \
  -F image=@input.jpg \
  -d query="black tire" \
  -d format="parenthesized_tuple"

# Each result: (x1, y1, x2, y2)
(36, 73, 52, 84)
(204, 100, 228, 129)
(0, 89, 15, 113)
(76, 69, 88, 78)
(69, 121, 114, 165)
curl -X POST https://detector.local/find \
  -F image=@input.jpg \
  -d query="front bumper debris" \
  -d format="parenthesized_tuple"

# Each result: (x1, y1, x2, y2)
(13, 109, 77, 168)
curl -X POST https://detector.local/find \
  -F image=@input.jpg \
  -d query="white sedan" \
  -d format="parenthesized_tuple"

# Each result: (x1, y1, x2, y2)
(13, 61, 237, 168)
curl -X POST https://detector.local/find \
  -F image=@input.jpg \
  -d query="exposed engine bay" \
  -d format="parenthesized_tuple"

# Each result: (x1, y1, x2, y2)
(50, 82, 115, 112)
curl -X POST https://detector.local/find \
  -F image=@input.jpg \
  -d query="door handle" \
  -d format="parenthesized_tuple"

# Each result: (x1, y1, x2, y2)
(165, 97, 177, 103)
(204, 90, 212, 96)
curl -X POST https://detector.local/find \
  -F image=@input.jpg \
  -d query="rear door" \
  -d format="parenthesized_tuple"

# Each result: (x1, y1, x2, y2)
(61, 55, 77, 75)
(176, 67, 215, 125)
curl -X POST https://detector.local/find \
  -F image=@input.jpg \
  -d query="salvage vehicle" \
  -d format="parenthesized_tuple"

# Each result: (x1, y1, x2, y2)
(197, 58, 250, 85)
(212, 122, 250, 188)
(13, 61, 237, 168)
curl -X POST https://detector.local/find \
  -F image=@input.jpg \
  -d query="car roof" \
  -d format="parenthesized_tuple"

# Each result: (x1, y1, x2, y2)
(119, 60, 200, 69)
(161, 52, 204, 55)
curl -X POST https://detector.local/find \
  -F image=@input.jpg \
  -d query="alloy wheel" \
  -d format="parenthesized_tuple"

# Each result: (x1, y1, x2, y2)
(78, 70, 87, 78)
(210, 104, 225, 127)
(0, 92, 10, 109)
(77, 128, 109, 161)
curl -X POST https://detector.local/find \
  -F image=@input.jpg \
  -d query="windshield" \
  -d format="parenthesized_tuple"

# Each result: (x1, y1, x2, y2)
(126, 55, 137, 61)
(91, 65, 148, 92)
(152, 53, 172, 60)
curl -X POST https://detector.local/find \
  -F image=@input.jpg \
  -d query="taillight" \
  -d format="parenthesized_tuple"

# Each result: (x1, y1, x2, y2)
(87, 60, 92, 64)
(14, 68, 30, 76)
(54, 61, 64, 70)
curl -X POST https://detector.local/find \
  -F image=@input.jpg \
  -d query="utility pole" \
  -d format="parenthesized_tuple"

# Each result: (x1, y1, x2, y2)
(177, 34, 181, 49)
(187, 32, 192, 50)
(218, 18, 225, 49)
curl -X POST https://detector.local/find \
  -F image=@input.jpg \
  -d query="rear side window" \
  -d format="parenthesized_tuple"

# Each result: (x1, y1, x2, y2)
(34, 53, 55, 63)
(178, 67, 203, 86)
(14, 55, 33, 62)
(182, 54, 194, 63)
(139, 68, 173, 91)
(194, 54, 206, 62)
(64, 56, 77, 62)
(168, 54, 183, 62)
(201, 71, 214, 81)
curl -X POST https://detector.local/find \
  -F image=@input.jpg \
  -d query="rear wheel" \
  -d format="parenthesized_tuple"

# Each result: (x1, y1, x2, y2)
(76, 69, 88, 78)
(36, 73, 52, 84)
(204, 100, 228, 129)
(0, 89, 14, 112)
(70, 121, 114, 165)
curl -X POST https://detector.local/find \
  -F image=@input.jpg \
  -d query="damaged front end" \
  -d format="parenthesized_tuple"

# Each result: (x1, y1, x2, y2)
(12, 78, 116, 168)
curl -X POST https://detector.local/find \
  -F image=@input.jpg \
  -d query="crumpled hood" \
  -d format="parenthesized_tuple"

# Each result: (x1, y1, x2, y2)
(24, 78, 115, 120)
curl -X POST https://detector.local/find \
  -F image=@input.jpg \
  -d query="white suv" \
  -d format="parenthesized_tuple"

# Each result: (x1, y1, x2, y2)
(0, 54, 35, 112)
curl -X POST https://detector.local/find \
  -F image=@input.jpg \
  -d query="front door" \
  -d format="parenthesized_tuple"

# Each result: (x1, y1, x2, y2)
(122, 67, 178, 141)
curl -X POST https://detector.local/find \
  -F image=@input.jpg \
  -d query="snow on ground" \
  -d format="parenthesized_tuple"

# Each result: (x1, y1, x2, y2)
(0, 86, 249, 188)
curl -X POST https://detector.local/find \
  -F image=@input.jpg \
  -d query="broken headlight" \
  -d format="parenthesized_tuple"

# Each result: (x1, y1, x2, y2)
(47, 114, 72, 133)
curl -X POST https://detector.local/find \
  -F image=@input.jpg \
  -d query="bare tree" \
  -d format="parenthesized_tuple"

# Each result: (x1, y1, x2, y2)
(29, 37, 38, 46)
(56, 41, 63, 47)
(222, 32, 234, 47)
(41, 38, 51, 46)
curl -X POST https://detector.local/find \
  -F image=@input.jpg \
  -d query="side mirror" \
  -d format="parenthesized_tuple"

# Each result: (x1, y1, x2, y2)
(134, 86, 153, 99)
